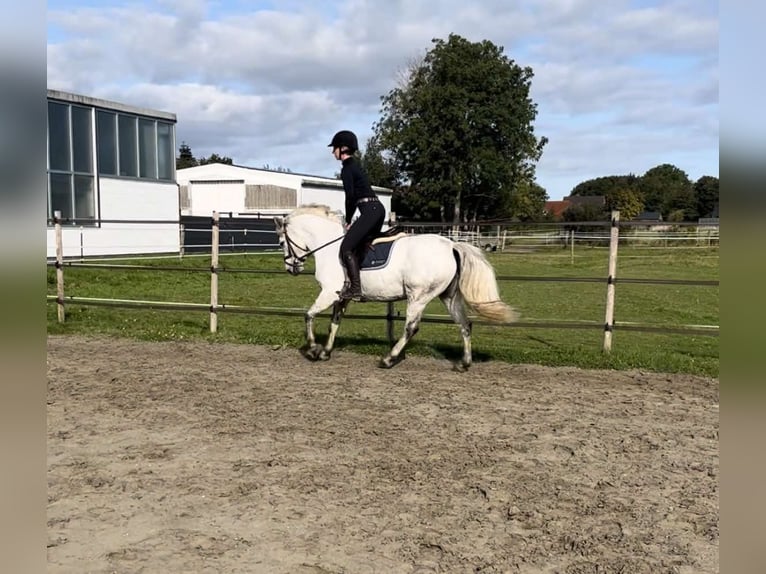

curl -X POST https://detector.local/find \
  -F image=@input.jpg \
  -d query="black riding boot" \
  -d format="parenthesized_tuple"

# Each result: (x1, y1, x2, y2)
(340, 253, 363, 300)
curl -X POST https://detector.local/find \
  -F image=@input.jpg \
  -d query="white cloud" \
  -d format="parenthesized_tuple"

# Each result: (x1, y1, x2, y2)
(47, 0, 718, 197)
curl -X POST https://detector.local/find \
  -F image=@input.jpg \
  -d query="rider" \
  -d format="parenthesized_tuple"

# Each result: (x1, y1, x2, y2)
(329, 130, 386, 300)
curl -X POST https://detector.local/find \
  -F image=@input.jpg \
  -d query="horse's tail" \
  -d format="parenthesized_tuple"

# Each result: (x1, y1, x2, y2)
(452, 242, 518, 324)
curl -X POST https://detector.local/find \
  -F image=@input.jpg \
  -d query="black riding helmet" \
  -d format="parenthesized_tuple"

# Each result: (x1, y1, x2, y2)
(328, 130, 359, 153)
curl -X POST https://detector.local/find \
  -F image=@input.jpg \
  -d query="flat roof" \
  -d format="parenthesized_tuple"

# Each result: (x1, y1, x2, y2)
(47, 89, 177, 122)
(301, 177, 392, 195)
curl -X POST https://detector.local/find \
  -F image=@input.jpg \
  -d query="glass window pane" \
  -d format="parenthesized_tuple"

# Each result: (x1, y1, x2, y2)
(139, 119, 157, 178)
(118, 115, 137, 177)
(48, 102, 70, 171)
(74, 175, 96, 219)
(157, 122, 174, 180)
(72, 106, 93, 173)
(97, 111, 117, 175)
(50, 173, 73, 220)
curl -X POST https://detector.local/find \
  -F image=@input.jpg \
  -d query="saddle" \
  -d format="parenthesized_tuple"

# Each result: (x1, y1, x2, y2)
(368, 226, 406, 244)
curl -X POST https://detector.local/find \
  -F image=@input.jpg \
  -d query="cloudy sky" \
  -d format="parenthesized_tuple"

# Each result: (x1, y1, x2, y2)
(47, 0, 718, 200)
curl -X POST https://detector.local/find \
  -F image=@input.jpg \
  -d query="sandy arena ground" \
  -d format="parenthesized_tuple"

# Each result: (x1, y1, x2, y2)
(47, 335, 718, 573)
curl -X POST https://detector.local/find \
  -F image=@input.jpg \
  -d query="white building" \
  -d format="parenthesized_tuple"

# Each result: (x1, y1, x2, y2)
(46, 90, 179, 258)
(176, 163, 393, 221)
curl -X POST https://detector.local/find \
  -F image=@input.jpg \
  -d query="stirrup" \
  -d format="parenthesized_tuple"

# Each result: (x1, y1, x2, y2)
(338, 283, 363, 301)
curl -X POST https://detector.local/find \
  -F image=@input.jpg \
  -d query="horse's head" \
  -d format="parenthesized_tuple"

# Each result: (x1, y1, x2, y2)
(274, 216, 307, 275)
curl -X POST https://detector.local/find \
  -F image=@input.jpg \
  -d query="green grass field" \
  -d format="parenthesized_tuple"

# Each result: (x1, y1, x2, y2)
(47, 245, 719, 377)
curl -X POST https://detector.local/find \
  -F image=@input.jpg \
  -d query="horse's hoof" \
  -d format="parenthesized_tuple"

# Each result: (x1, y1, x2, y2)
(301, 344, 323, 361)
(453, 361, 471, 373)
(378, 355, 403, 369)
(318, 350, 331, 361)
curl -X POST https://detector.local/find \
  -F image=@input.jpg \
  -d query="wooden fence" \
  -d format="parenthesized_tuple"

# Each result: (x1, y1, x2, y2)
(48, 211, 719, 352)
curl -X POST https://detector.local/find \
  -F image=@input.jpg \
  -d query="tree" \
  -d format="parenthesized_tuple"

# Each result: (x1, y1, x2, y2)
(176, 143, 234, 169)
(360, 135, 399, 190)
(391, 185, 444, 221)
(604, 187, 644, 220)
(176, 142, 197, 170)
(507, 180, 548, 221)
(199, 153, 233, 165)
(694, 175, 719, 218)
(562, 203, 608, 225)
(637, 164, 694, 220)
(570, 174, 640, 197)
(374, 34, 547, 223)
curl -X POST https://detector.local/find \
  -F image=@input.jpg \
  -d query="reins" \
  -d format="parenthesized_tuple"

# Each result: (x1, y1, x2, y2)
(282, 226, 344, 269)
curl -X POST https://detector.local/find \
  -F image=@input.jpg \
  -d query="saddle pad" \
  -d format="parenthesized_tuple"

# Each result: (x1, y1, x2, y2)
(361, 239, 399, 270)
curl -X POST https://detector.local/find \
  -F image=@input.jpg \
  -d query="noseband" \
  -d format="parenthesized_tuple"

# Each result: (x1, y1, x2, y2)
(282, 229, 310, 273)
(281, 224, 344, 273)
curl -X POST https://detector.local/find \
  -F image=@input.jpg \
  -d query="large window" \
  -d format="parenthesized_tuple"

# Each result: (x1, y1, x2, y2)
(139, 119, 157, 178)
(96, 111, 117, 175)
(47, 102, 95, 222)
(157, 122, 173, 180)
(49, 97, 176, 224)
(118, 115, 138, 177)
(97, 111, 174, 181)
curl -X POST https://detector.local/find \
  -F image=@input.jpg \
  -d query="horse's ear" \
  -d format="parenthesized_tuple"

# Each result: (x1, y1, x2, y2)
(274, 216, 284, 232)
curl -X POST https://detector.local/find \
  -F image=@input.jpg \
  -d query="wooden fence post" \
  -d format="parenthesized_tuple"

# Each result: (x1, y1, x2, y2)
(54, 211, 65, 323)
(179, 222, 185, 259)
(603, 210, 620, 352)
(210, 211, 220, 333)
(570, 229, 575, 265)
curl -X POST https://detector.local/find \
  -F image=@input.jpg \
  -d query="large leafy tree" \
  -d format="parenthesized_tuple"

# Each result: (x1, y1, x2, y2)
(374, 34, 547, 223)
(638, 163, 695, 220)
(359, 135, 398, 190)
(604, 187, 644, 220)
(694, 175, 719, 218)
(507, 180, 548, 221)
(570, 174, 640, 197)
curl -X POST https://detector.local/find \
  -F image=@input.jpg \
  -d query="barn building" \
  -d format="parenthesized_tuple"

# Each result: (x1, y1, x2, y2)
(46, 89, 179, 258)
(176, 163, 393, 220)
(176, 163, 394, 252)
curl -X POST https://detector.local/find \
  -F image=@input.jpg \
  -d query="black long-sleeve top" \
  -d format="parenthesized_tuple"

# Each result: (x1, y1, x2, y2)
(340, 156, 376, 224)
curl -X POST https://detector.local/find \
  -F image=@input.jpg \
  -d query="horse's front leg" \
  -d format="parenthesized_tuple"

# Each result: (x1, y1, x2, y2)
(319, 299, 349, 360)
(301, 289, 341, 361)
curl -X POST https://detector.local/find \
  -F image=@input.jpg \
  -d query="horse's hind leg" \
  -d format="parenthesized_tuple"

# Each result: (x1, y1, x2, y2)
(380, 297, 428, 368)
(441, 290, 473, 371)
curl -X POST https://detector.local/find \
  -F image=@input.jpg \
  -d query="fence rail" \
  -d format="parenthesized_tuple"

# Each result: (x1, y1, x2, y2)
(48, 210, 719, 351)
(46, 294, 719, 338)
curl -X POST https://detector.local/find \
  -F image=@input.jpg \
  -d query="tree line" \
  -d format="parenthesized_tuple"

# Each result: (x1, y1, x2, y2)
(562, 166, 718, 223)
(177, 33, 718, 223)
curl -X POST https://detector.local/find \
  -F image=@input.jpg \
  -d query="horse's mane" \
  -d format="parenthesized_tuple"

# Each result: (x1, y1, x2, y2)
(287, 204, 344, 226)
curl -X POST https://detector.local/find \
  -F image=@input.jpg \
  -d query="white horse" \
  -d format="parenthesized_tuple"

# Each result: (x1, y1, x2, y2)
(274, 204, 517, 370)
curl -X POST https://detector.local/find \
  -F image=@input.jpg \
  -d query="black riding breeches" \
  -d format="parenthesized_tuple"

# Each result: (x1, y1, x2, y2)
(340, 201, 385, 259)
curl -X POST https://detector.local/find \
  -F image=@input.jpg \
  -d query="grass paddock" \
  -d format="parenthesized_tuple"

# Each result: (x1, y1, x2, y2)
(47, 245, 719, 377)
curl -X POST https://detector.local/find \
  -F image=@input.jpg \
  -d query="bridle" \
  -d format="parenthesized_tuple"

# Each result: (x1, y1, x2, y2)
(281, 224, 344, 274)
